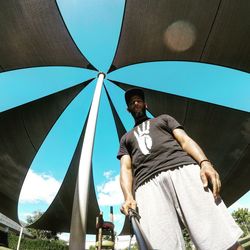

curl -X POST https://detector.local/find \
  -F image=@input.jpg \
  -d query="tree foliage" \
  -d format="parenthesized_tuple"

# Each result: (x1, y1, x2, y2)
(7, 211, 68, 249)
(8, 232, 68, 250)
(182, 228, 193, 250)
(26, 211, 58, 240)
(232, 208, 250, 237)
(124, 241, 138, 250)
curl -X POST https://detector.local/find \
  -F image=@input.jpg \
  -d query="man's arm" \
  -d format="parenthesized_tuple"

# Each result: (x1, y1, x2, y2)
(120, 155, 137, 215)
(173, 128, 221, 198)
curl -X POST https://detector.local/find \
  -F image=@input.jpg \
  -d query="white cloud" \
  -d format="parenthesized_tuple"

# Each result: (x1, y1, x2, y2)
(103, 170, 114, 179)
(19, 170, 61, 204)
(113, 212, 124, 224)
(58, 232, 70, 242)
(97, 174, 123, 206)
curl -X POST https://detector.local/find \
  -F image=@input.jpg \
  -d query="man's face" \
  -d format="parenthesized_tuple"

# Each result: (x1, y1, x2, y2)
(127, 95, 147, 119)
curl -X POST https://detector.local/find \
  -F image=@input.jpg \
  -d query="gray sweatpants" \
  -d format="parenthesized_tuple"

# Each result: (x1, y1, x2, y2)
(135, 164, 243, 250)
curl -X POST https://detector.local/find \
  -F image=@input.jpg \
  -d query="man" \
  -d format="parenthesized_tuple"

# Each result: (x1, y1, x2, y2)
(117, 88, 243, 250)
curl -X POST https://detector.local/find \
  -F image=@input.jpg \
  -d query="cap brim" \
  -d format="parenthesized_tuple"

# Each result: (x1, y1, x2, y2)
(125, 88, 145, 105)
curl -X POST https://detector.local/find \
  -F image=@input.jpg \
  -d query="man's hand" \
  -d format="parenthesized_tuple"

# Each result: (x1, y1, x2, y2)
(120, 198, 137, 216)
(200, 161, 221, 199)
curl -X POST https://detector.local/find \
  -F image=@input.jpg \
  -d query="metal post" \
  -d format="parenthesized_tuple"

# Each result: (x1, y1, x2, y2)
(128, 209, 153, 250)
(97, 212, 103, 250)
(69, 73, 105, 250)
(69, 182, 84, 249)
(16, 227, 23, 250)
(110, 206, 114, 223)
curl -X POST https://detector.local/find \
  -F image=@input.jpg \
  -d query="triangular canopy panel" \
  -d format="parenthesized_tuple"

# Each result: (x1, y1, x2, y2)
(0, 80, 91, 223)
(30, 120, 100, 234)
(105, 86, 131, 236)
(0, 0, 95, 72)
(104, 85, 127, 140)
(109, 0, 250, 73)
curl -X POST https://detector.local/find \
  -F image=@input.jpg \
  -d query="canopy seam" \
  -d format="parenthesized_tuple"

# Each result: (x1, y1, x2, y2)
(199, 0, 223, 60)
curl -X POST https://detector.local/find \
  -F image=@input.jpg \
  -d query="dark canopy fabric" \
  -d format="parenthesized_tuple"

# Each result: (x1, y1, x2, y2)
(0, 0, 95, 72)
(109, 81, 250, 235)
(30, 121, 100, 234)
(105, 86, 131, 236)
(104, 85, 126, 140)
(109, 0, 250, 73)
(1, 0, 249, 238)
(0, 80, 92, 224)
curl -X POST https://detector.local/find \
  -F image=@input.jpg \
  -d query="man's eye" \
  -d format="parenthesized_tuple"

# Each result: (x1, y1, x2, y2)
(129, 100, 143, 106)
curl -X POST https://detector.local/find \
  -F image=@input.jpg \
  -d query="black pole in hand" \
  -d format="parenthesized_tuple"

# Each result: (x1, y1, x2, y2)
(128, 208, 153, 250)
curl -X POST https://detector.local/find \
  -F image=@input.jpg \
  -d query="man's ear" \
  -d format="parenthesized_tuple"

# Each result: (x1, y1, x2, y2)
(145, 103, 148, 109)
(127, 107, 131, 113)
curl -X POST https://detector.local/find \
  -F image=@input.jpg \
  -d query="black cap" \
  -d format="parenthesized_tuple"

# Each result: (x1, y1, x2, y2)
(125, 88, 145, 106)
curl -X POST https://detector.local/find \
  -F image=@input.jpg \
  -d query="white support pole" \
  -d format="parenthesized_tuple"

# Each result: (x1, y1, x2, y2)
(69, 72, 105, 250)
(69, 182, 84, 249)
(16, 227, 23, 250)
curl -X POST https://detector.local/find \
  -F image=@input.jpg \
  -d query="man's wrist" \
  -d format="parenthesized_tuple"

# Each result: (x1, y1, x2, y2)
(199, 159, 211, 167)
(124, 195, 135, 201)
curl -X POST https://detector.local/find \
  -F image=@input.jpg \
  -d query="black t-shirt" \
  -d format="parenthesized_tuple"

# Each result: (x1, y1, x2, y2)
(117, 114, 196, 190)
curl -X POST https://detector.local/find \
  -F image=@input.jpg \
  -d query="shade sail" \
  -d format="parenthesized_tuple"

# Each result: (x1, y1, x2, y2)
(0, 0, 95, 72)
(109, 0, 250, 73)
(109, 81, 250, 235)
(0, 80, 92, 224)
(105, 86, 131, 236)
(30, 121, 100, 234)
(104, 85, 127, 140)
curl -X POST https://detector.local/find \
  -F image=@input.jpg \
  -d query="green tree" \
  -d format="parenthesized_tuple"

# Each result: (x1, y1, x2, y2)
(182, 228, 193, 250)
(232, 208, 250, 237)
(9, 232, 68, 250)
(26, 211, 58, 240)
(125, 242, 138, 250)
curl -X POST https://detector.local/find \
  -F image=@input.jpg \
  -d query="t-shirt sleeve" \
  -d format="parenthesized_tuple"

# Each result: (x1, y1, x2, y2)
(117, 134, 130, 160)
(162, 114, 184, 133)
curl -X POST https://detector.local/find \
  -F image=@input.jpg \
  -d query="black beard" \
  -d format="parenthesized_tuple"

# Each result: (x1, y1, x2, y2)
(133, 110, 145, 119)
(131, 107, 148, 126)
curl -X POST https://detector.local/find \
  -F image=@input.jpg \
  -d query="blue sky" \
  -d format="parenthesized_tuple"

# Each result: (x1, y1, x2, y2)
(0, 0, 249, 241)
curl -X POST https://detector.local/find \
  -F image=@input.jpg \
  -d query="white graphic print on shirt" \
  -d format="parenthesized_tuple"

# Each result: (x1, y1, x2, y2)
(134, 120, 152, 155)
